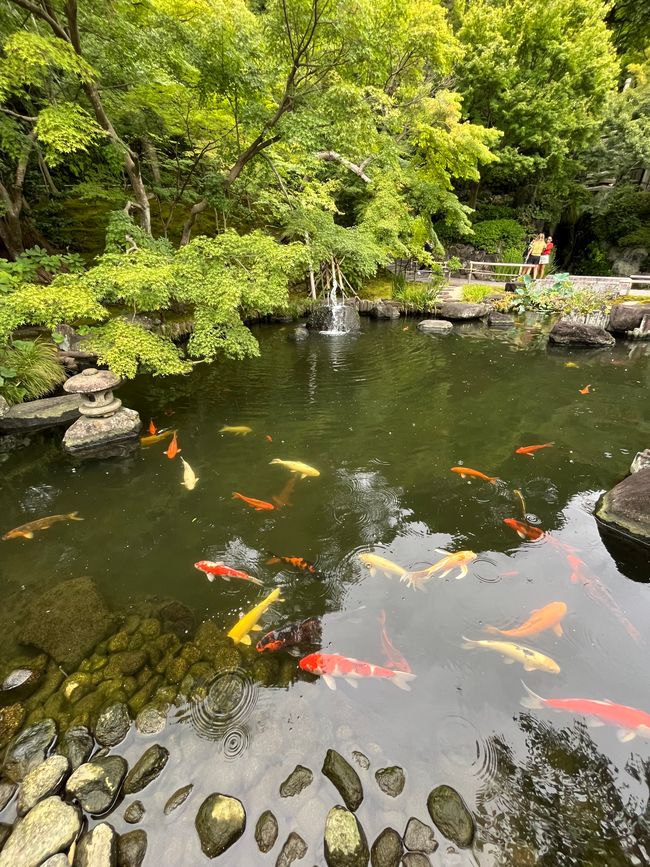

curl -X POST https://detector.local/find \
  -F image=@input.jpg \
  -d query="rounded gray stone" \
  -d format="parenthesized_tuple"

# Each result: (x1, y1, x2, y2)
(403, 818, 437, 854)
(0, 796, 80, 867)
(439, 302, 489, 320)
(3, 718, 57, 783)
(426, 785, 475, 848)
(371, 827, 403, 867)
(276, 831, 308, 867)
(94, 703, 130, 748)
(322, 749, 363, 812)
(324, 805, 369, 867)
(66, 756, 127, 815)
(58, 726, 93, 771)
(74, 822, 116, 867)
(195, 793, 246, 858)
(117, 829, 147, 867)
(39, 856, 69, 867)
(122, 744, 168, 795)
(375, 766, 405, 798)
(255, 809, 278, 853)
(17, 754, 70, 816)
(417, 320, 452, 334)
(123, 801, 145, 824)
(164, 783, 193, 816)
(280, 764, 313, 798)
(134, 705, 166, 735)
(352, 751, 369, 770)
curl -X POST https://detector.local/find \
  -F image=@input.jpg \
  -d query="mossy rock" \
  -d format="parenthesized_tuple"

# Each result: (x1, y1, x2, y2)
(135, 666, 153, 688)
(145, 644, 163, 668)
(128, 675, 162, 715)
(122, 677, 137, 697)
(94, 640, 109, 655)
(278, 659, 298, 688)
(127, 632, 145, 651)
(104, 650, 148, 679)
(25, 708, 46, 726)
(86, 654, 108, 673)
(24, 667, 65, 712)
(107, 632, 130, 653)
(179, 643, 202, 665)
(73, 688, 107, 717)
(61, 673, 93, 704)
(90, 671, 105, 686)
(155, 649, 178, 675)
(153, 685, 177, 705)
(43, 691, 66, 717)
(123, 615, 141, 635)
(138, 619, 161, 639)
(212, 646, 241, 672)
(0, 702, 26, 748)
(252, 657, 279, 683)
(69, 711, 91, 729)
(165, 657, 189, 685)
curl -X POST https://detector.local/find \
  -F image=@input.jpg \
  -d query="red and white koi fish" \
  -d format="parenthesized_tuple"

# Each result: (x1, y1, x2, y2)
(232, 492, 275, 511)
(194, 561, 263, 585)
(378, 610, 412, 673)
(567, 555, 640, 644)
(521, 683, 650, 742)
(503, 518, 545, 541)
(298, 652, 416, 691)
(516, 442, 554, 456)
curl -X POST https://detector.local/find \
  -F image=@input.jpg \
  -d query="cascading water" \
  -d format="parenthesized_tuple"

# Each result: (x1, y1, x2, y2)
(319, 275, 349, 335)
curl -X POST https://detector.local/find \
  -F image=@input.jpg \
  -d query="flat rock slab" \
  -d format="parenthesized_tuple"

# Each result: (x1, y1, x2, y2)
(0, 394, 81, 433)
(548, 319, 615, 347)
(0, 796, 80, 867)
(63, 407, 141, 455)
(417, 320, 453, 334)
(596, 468, 650, 543)
(608, 302, 650, 332)
(439, 302, 489, 320)
(20, 576, 114, 670)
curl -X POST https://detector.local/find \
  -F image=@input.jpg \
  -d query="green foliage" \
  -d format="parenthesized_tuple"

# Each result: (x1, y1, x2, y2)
(505, 276, 613, 315)
(35, 104, 103, 167)
(392, 275, 442, 309)
(463, 283, 501, 302)
(84, 319, 190, 379)
(593, 186, 650, 247)
(0, 339, 65, 405)
(0, 247, 84, 293)
(471, 219, 527, 258)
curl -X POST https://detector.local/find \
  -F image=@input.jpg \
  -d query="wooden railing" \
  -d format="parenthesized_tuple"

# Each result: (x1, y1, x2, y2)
(467, 261, 526, 282)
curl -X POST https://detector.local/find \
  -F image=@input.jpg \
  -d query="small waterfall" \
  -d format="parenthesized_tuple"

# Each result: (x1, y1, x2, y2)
(320, 274, 349, 335)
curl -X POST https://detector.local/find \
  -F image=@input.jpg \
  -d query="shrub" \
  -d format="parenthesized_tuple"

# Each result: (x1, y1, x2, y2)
(471, 219, 527, 257)
(0, 339, 65, 405)
(463, 284, 501, 302)
(393, 279, 441, 310)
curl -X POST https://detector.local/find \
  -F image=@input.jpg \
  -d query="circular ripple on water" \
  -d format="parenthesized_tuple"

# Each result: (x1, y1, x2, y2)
(189, 669, 258, 745)
(473, 555, 503, 584)
(436, 715, 500, 796)
(222, 724, 250, 760)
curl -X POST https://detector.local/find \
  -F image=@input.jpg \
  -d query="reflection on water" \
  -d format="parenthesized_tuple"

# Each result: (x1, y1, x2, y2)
(0, 318, 649, 864)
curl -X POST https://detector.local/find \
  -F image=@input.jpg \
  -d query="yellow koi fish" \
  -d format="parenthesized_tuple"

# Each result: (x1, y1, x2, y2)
(220, 425, 252, 436)
(270, 459, 320, 479)
(180, 457, 199, 491)
(140, 429, 175, 447)
(462, 637, 560, 674)
(403, 550, 477, 590)
(2, 512, 83, 541)
(358, 553, 408, 579)
(227, 587, 285, 646)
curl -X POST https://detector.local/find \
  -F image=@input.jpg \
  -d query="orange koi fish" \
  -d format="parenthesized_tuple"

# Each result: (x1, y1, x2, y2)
(2, 512, 83, 541)
(164, 431, 181, 459)
(232, 492, 275, 511)
(378, 610, 412, 673)
(579, 384, 591, 395)
(567, 555, 640, 644)
(450, 467, 497, 484)
(485, 601, 567, 639)
(140, 429, 174, 447)
(272, 475, 297, 508)
(403, 550, 477, 590)
(148, 419, 157, 435)
(265, 434, 273, 443)
(503, 518, 545, 541)
(266, 554, 316, 573)
(515, 443, 554, 456)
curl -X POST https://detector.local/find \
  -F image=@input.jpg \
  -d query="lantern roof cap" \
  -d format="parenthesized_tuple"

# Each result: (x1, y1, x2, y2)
(63, 367, 120, 394)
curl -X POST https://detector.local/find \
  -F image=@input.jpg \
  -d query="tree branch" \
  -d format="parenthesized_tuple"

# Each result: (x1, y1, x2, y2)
(6, 0, 70, 42)
(315, 150, 372, 183)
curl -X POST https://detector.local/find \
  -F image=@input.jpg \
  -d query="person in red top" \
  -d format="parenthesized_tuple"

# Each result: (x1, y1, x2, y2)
(538, 236, 554, 278)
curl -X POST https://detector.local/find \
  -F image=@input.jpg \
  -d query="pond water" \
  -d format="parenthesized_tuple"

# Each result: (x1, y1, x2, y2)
(1, 317, 649, 865)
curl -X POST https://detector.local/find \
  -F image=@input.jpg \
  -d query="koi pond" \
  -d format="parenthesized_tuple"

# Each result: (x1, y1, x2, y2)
(0, 317, 649, 866)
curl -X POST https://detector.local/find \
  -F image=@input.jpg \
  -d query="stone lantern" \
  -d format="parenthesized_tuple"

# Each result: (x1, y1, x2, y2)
(62, 368, 141, 457)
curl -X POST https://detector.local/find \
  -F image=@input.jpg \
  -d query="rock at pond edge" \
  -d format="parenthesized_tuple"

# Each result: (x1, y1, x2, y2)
(439, 302, 489, 321)
(0, 796, 81, 867)
(195, 793, 246, 858)
(596, 468, 650, 543)
(426, 785, 475, 848)
(548, 319, 615, 347)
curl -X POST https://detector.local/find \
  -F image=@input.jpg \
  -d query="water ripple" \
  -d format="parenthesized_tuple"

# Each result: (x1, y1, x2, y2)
(184, 669, 259, 754)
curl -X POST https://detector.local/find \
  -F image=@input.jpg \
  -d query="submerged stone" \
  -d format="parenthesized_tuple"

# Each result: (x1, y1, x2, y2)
(58, 725, 93, 771)
(195, 793, 246, 858)
(117, 829, 147, 867)
(0, 703, 26, 750)
(352, 751, 370, 770)
(324, 805, 369, 867)
(426, 785, 474, 848)
(164, 783, 193, 816)
(370, 827, 403, 867)
(0, 796, 80, 867)
(17, 754, 69, 816)
(74, 822, 117, 866)
(94, 702, 130, 747)
(123, 801, 145, 824)
(255, 809, 278, 853)
(0, 824, 11, 852)
(4, 717, 57, 783)
(280, 764, 313, 797)
(375, 766, 405, 798)
(403, 818, 437, 854)
(20, 577, 114, 670)
(322, 749, 363, 812)
(38, 855, 69, 867)
(134, 704, 166, 735)
(596, 468, 650, 543)
(401, 854, 431, 867)
(123, 744, 168, 795)
(0, 781, 16, 812)
(66, 756, 127, 815)
(276, 831, 308, 867)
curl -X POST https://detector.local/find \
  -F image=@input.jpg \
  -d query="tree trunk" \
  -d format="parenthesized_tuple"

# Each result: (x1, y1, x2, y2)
(0, 209, 26, 260)
(180, 199, 209, 247)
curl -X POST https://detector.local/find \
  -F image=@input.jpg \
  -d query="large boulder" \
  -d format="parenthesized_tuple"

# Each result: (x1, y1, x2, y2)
(20, 577, 114, 670)
(607, 302, 650, 333)
(0, 395, 82, 433)
(306, 304, 361, 332)
(0, 796, 81, 867)
(548, 319, 615, 347)
(369, 302, 401, 320)
(596, 468, 650, 544)
(63, 407, 141, 456)
(439, 302, 489, 321)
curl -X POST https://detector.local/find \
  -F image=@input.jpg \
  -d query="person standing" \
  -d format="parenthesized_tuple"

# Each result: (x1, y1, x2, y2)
(538, 236, 554, 278)
(521, 233, 546, 277)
